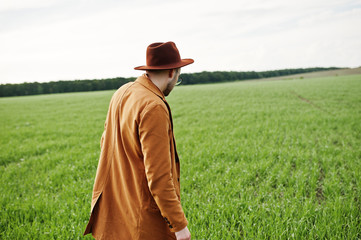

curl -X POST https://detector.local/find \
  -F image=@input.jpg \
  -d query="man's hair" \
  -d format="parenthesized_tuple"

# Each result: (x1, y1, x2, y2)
(146, 69, 168, 74)
(146, 68, 180, 75)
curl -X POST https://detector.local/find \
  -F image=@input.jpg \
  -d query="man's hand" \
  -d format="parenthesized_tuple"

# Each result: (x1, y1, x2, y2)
(175, 226, 191, 240)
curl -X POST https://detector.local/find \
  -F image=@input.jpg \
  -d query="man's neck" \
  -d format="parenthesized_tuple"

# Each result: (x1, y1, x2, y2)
(145, 73, 167, 93)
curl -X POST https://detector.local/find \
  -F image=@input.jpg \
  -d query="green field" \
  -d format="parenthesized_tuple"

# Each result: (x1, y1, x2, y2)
(1, 74, 360, 239)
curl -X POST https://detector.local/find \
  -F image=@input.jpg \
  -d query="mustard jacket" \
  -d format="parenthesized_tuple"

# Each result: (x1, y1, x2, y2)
(84, 74, 188, 239)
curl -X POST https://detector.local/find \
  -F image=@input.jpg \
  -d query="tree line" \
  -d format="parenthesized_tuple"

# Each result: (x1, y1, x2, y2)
(0, 77, 135, 97)
(0, 67, 340, 97)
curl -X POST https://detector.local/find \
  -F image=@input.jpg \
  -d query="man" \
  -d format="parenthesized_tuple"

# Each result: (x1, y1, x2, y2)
(84, 42, 194, 240)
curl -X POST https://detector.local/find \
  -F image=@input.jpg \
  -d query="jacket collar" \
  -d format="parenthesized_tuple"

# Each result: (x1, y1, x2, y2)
(135, 74, 166, 101)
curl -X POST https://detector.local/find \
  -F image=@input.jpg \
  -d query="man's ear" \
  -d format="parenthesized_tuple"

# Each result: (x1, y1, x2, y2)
(168, 69, 175, 78)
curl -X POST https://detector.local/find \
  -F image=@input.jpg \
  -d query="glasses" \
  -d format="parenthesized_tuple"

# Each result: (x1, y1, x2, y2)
(175, 75, 183, 86)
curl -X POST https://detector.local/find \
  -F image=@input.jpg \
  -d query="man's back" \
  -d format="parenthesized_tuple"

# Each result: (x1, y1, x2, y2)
(84, 75, 187, 240)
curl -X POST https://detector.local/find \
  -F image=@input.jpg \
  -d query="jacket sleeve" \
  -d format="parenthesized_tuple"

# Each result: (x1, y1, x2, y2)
(100, 120, 107, 149)
(139, 103, 188, 232)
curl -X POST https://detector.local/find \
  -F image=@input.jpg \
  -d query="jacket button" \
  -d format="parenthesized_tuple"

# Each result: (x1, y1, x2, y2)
(164, 217, 170, 224)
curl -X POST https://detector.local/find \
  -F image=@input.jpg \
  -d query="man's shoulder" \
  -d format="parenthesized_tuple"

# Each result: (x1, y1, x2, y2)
(126, 82, 162, 101)
(112, 81, 166, 111)
(115, 81, 135, 95)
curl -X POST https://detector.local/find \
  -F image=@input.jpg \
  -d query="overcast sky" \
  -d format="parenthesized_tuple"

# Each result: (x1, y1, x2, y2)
(1, 0, 360, 84)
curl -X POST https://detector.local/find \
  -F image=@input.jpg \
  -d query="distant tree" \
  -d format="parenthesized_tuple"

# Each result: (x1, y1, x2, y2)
(0, 67, 342, 97)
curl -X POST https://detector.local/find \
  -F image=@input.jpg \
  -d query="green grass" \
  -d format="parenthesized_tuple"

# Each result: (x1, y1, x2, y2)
(1, 75, 360, 239)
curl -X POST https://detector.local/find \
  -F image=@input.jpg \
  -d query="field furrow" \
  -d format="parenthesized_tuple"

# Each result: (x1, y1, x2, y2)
(1, 75, 360, 239)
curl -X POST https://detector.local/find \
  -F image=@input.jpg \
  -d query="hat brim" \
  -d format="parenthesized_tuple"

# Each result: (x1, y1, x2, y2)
(134, 59, 194, 70)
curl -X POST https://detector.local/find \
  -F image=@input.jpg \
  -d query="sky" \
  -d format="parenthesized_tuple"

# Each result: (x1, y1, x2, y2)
(1, 0, 360, 84)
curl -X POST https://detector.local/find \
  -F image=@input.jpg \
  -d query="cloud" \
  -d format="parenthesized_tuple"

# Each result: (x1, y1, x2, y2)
(0, 0, 65, 12)
(0, 0, 360, 83)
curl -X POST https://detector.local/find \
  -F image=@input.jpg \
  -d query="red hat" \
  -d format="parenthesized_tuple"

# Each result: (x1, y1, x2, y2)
(134, 41, 194, 70)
